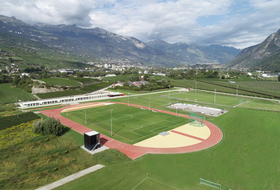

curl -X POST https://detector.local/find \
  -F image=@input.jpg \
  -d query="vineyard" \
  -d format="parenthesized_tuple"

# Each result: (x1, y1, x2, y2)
(40, 78, 81, 86)
(172, 79, 280, 99)
(198, 79, 280, 98)
(36, 82, 114, 99)
(0, 83, 37, 104)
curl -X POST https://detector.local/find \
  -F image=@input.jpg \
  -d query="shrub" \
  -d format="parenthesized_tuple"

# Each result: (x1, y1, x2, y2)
(33, 117, 62, 136)
(32, 119, 44, 134)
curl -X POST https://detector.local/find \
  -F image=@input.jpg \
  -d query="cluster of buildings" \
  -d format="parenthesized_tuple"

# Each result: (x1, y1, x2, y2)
(86, 61, 151, 71)
(113, 81, 149, 88)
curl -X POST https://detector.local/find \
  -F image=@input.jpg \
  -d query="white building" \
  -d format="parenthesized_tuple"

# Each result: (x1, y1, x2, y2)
(21, 73, 30, 77)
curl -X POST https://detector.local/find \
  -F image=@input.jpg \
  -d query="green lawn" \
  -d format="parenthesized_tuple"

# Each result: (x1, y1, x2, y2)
(40, 78, 81, 86)
(238, 99, 280, 111)
(0, 115, 130, 189)
(56, 107, 280, 190)
(168, 91, 249, 106)
(0, 83, 37, 104)
(61, 104, 188, 144)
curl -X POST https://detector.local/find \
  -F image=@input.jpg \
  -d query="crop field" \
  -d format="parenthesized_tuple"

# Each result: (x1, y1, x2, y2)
(198, 79, 280, 98)
(67, 77, 99, 84)
(0, 83, 36, 104)
(36, 82, 114, 99)
(61, 104, 188, 144)
(172, 79, 280, 98)
(40, 78, 81, 86)
(167, 91, 249, 106)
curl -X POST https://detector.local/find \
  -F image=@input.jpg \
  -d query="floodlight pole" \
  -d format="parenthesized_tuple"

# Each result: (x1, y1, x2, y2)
(169, 85, 170, 98)
(66, 103, 68, 117)
(16, 97, 18, 118)
(85, 106, 87, 125)
(214, 89, 216, 104)
(128, 93, 129, 106)
(149, 92, 151, 110)
(195, 82, 197, 94)
(111, 109, 113, 136)
(176, 107, 178, 116)
(236, 85, 239, 98)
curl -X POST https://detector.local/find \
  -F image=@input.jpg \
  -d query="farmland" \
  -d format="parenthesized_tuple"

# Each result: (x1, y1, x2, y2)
(0, 83, 36, 104)
(171, 79, 280, 98)
(40, 78, 81, 86)
(36, 82, 114, 99)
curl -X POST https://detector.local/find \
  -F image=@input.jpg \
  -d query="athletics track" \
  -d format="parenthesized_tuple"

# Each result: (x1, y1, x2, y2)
(40, 102, 223, 160)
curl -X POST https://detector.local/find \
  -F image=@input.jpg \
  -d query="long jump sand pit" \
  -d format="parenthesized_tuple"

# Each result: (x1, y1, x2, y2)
(134, 123, 211, 148)
(61, 102, 114, 112)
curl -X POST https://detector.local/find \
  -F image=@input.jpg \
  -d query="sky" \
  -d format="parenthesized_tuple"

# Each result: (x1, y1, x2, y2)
(0, 0, 280, 49)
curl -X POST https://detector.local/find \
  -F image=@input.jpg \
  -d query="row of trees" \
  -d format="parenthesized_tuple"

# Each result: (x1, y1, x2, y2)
(114, 78, 172, 91)
(168, 69, 219, 79)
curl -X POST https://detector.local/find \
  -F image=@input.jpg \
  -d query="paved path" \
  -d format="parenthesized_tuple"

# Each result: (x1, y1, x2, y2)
(40, 102, 223, 160)
(35, 164, 105, 190)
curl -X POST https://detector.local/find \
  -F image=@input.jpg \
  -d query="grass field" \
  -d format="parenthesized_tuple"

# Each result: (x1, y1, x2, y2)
(56, 107, 280, 190)
(40, 78, 81, 86)
(167, 91, 249, 106)
(238, 99, 280, 111)
(61, 104, 189, 144)
(0, 83, 37, 104)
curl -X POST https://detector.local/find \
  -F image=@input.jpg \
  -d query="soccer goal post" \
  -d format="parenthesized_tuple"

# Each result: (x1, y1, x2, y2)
(199, 178, 221, 190)
(190, 112, 204, 127)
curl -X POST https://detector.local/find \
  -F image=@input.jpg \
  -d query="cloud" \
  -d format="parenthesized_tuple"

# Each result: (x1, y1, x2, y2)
(0, 0, 280, 48)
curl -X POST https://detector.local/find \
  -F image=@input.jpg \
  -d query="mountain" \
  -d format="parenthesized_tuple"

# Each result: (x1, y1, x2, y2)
(0, 15, 240, 66)
(0, 16, 180, 66)
(147, 40, 241, 64)
(226, 29, 280, 71)
(0, 31, 94, 69)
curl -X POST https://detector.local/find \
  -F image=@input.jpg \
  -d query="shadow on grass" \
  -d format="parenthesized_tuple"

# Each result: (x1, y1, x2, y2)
(61, 125, 71, 136)
(113, 125, 125, 136)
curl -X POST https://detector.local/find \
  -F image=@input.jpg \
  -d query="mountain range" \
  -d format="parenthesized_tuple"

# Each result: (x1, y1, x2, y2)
(226, 29, 280, 71)
(0, 15, 241, 67)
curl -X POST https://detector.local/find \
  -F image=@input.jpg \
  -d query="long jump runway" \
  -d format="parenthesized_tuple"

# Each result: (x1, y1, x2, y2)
(40, 102, 223, 160)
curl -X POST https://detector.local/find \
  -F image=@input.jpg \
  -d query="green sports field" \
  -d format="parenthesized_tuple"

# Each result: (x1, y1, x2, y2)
(167, 91, 249, 106)
(61, 104, 188, 144)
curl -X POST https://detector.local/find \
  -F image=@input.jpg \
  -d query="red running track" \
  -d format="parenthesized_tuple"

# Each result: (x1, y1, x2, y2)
(40, 102, 223, 160)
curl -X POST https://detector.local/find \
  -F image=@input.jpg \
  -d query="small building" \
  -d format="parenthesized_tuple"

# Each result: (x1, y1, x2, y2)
(105, 74, 116, 77)
(21, 73, 30, 77)
(84, 131, 100, 150)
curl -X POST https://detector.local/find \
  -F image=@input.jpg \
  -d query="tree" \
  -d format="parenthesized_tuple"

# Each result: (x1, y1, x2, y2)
(177, 74, 182, 79)
(123, 81, 129, 87)
(33, 117, 62, 136)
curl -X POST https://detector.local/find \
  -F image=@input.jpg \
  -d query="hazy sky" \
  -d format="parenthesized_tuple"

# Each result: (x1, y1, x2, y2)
(1, 0, 280, 49)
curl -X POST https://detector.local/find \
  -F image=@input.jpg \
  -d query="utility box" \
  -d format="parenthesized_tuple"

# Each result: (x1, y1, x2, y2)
(84, 131, 100, 150)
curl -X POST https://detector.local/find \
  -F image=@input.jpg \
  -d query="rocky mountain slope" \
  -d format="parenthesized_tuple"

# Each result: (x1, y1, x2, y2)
(226, 29, 280, 71)
(147, 40, 241, 64)
(0, 15, 241, 66)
